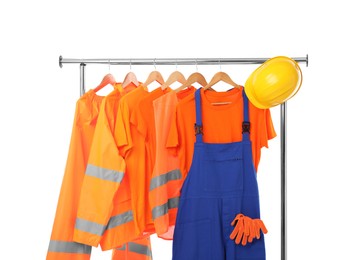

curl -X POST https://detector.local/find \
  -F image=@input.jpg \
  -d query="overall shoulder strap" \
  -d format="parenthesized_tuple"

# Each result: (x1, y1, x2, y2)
(194, 88, 203, 143)
(242, 89, 250, 141)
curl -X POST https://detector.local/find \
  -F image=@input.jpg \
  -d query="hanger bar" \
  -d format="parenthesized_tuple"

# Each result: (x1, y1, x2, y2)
(59, 55, 309, 68)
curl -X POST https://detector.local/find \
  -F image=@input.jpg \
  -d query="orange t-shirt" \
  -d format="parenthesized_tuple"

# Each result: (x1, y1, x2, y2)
(128, 87, 172, 234)
(114, 84, 154, 236)
(132, 87, 172, 171)
(167, 87, 277, 181)
(152, 87, 196, 180)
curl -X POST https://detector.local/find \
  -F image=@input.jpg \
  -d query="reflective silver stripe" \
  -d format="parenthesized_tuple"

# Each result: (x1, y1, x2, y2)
(152, 197, 180, 219)
(150, 169, 182, 191)
(75, 218, 106, 236)
(86, 164, 124, 183)
(75, 211, 134, 237)
(117, 242, 152, 257)
(106, 210, 133, 230)
(48, 240, 92, 254)
(128, 243, 152, 257)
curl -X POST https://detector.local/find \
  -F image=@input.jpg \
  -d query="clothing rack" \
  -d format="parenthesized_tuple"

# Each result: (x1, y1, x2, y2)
(59, 55, 309, 260)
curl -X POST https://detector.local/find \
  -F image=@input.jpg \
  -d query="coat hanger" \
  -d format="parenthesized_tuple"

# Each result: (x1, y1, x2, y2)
(204, 71, 241, 106)
(203, 71, 240, 90)
(93, 73, 117, 93)
(162, 71, 186, 90)
(143, 71, 165, 87)
(175, 72, 207, 93)
(122, 72, 139, 88)
(122, 60, 139, 88)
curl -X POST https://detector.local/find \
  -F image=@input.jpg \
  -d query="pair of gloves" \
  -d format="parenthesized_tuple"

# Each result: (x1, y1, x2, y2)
(229, 214, 268, 246)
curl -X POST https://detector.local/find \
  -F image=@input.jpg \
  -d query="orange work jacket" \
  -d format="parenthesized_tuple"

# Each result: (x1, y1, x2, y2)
(47, 88, 152, 260)
(73, 86, 151, 254)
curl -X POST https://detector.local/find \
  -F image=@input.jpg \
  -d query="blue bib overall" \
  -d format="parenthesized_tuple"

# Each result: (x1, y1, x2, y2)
(172, 89, 265, 260)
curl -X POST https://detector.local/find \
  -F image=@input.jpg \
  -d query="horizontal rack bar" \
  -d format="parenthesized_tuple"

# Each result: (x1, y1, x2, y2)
(59, 55, 309, 67)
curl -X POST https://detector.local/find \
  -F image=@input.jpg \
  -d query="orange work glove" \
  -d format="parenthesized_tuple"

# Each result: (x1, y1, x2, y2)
(229, 214, 268, 246)
(230, 214, 245, 245)
(230, 214, 250, 245)
(252, 219, 268, 240)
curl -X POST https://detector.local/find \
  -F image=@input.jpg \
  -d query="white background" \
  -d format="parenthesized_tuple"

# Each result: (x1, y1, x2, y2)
(1, 1, 358, 259)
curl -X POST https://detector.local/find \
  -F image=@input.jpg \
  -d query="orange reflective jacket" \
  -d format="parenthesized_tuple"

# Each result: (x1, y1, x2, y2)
(47, 88, 152, 260)
(47, 90, 103, 260)
(74, 86, 151, 254)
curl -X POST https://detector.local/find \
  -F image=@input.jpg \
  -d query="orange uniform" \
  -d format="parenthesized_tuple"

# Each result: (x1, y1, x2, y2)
(73, 85, 152, 259)
(47, 90, 103, 260)
(133, 87, 172, 175)
(47, 90, 111, 260)
(149, 87, 195, 239)
(114, 85, 155, 236)
(48, 86, 152, 260)
(167, 87, 277, 181)
(129, 87, 173, 233)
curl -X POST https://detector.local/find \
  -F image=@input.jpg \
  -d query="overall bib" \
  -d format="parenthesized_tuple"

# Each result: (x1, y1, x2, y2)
(172, 89, 265, 260)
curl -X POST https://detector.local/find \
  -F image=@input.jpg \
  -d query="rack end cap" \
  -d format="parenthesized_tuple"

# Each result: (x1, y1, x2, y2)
(59, 55, 63, 68)
(306, 54, 309, 67)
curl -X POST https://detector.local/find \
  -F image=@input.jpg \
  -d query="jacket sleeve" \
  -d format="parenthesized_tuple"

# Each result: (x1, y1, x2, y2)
(73, 99, 126, 247)
(47, 97, 92, 260)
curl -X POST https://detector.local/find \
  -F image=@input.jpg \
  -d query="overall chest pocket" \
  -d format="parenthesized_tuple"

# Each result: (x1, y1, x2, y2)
(202, 145, 244, 193)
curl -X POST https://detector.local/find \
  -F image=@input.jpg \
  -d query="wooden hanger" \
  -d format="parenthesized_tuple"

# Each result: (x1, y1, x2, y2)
(162, 71, 186, 90)
(204, 72, 240, 105)
(175, 72, 207, 93)
(93, 73, 116, 93)
(203, 71, 240, 90)
(122, 72, 139, 88)
(143, 71, 165, 87)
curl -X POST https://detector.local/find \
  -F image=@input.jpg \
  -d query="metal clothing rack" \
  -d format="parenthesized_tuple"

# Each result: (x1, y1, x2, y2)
(59, 55, 309, 260)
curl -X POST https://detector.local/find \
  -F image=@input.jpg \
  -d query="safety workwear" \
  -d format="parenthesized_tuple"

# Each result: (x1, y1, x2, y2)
(73, 86, 152, 255)
(47, 90, 103, 260)
(245, 56, 302, 109)
(150, 87, 195, 240)
(48, 87, 152, 260)
(172, 89, 266, 260)
(114, 85, 155, 237)
(129, 87, 173, 236)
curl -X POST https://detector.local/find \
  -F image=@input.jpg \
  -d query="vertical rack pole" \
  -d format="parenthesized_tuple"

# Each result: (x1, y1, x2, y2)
(80, 63, 86, 96)
(281, 102, 287, 260)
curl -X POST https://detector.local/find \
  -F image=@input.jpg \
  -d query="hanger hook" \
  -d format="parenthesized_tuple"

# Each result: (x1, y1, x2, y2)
(108, 59, 111, 73)
(219, 58, 222, 71)
(176, 59, 178, 70)
(196, 58, 198, 71)
(154, 58, 157, 70)
(130, 59, 132, 71)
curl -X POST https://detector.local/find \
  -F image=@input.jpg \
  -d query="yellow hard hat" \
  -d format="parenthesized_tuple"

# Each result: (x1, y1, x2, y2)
(244, 56, 302, 109)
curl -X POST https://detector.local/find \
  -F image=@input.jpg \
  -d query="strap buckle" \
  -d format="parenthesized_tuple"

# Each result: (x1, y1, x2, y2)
(242, 121, 250, 133)
(194, 123, 203, 136)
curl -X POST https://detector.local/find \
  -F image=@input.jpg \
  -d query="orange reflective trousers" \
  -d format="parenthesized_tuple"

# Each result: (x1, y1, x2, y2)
(47, 89, 152, 260)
